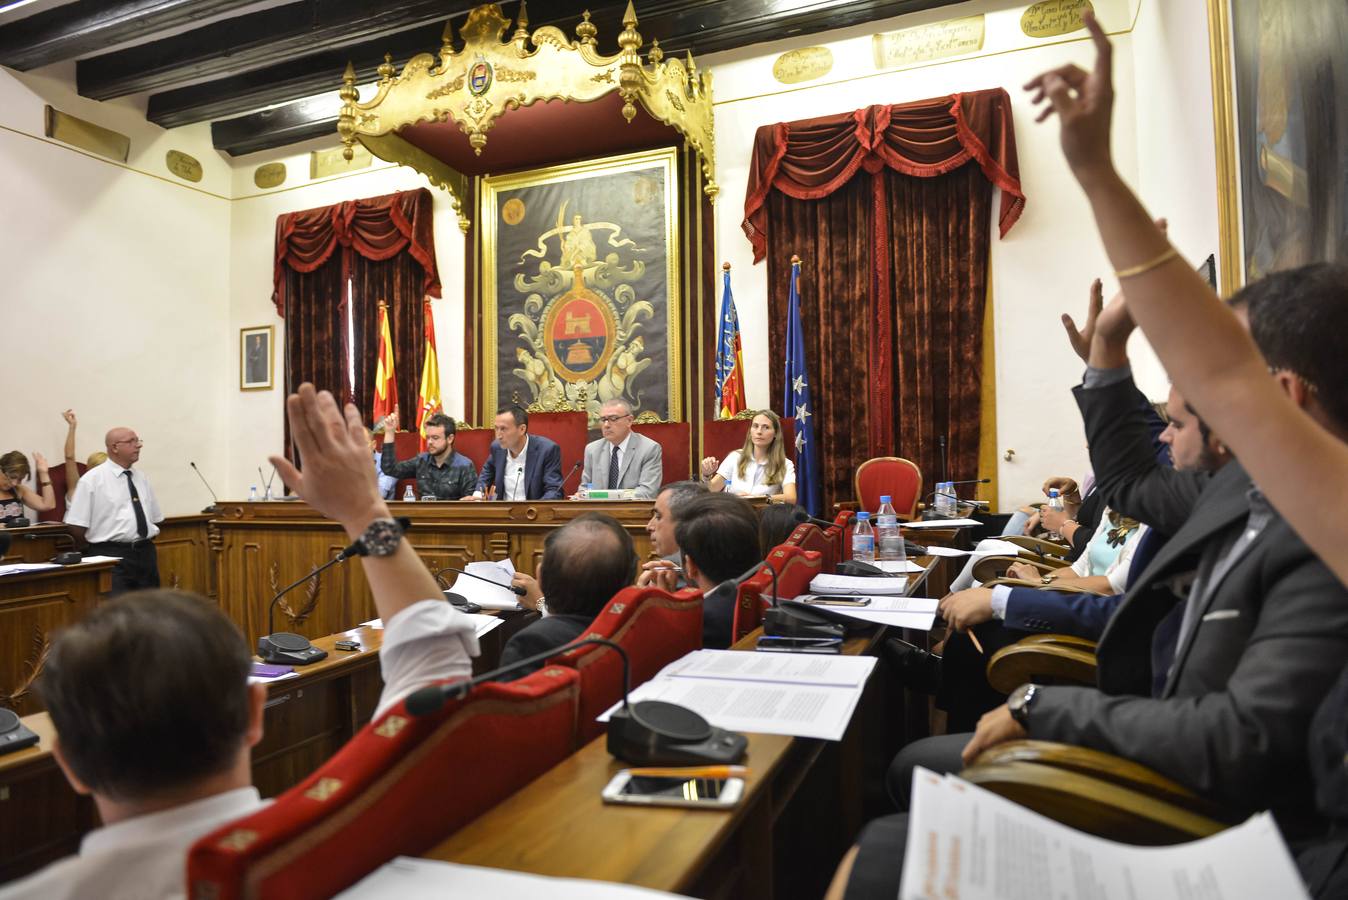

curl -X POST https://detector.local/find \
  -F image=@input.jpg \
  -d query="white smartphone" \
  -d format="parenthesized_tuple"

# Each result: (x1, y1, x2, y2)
(600, 771, 745, 809)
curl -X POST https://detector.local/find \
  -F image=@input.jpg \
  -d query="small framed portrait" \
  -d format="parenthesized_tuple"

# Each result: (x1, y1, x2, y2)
(240, 325, 274, 391)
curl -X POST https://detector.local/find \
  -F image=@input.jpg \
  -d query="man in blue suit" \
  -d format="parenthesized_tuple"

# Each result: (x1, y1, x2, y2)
(469, 405, 565, 501)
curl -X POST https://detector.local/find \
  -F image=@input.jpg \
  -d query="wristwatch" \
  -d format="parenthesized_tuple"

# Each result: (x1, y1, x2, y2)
(1040, 575, 1054, 585)
(1008, 683, 1039, 727)
(354, 517, 405, 557)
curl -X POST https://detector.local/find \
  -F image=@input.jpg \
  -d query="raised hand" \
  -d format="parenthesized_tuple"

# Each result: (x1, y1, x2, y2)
(1062, 279, 1102, 363)
(62, 409, 77, 427)
(699, 456, 719, 479)
(383, 411, 399, 432)
(1024, 12, 1114, 184)
(34, 452, 49, 474)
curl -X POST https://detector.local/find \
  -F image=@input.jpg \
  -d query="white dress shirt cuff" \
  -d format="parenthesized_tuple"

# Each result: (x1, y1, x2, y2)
(989, 585, 1012, 620)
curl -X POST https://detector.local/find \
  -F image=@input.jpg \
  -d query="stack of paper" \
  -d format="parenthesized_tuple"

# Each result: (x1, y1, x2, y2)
(597, 649, 878, 741)
(875, 559, 924, 574)
(900, 517, 981, 529)
(339, 858, 687, 898)
(788, 596, 938, 631)
(0, 562, 60, 576)
(901, 768, 1309, 900)
(447, 560, 521, 610)
(808, 573, 909, 595)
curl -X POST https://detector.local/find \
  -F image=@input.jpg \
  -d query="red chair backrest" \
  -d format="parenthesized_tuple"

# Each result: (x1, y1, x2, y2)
(38, 462, 85, 523)
(187, 667, 580, 900)
(702, 416, 796, 465)
(631, 420, 692, 485)
(731, 545, 825, 642)
(854, 457, 922, 518)
(832, 510, 855, 561)
(526, 411, 589, 479)
(549, 585, 704, 743)
(785, 522, 835, 571)
(451, 427, 492, 472)
(731, 569, 773, 644)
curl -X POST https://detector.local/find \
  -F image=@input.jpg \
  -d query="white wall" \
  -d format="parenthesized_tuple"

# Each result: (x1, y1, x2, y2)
(0, 0, 1221, 514)
(0, 65, 231, 517)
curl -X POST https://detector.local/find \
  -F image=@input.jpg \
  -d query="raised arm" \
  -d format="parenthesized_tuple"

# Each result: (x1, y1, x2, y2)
(1027, 12, 1348, 582)
(21, 453, 56, 512)
(62, 410, 80, 497)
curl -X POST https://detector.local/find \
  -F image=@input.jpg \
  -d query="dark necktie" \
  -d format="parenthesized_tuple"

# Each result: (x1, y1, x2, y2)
(124, 470, 149, 539)
(609, 445, 620, 489)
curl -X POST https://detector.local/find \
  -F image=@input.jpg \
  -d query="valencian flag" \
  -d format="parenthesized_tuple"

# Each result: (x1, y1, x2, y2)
(784, 256, 821, 517)
(372, 300, 398, 426)
(416, 299, 443, 452)
(714, 261, 746, 418)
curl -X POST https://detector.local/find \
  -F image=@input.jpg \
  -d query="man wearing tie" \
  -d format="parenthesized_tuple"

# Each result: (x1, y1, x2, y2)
(578, 399, 662, 499)
(471, 405, 565, 501)
(64, 426, 163, 593)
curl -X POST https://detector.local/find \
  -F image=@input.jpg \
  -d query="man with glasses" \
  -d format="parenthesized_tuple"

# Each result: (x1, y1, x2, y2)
(64, 427, 163, 593)
(578, 399, 663, 500)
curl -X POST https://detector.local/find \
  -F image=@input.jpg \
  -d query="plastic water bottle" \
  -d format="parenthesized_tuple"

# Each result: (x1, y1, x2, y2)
(402, 484, 416, 502)
(263, 484, 273, 501)
(578, 481, 591, 500)
(248, 485, 258, 502)
(933, 481, 955, 517)
(876, 495, 904, 563)
(1045, 488, 1064, 541)
(852, 512, 876, 563)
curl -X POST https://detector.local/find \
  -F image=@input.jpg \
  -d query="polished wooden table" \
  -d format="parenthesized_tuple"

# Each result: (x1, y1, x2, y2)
(425, 556, 940, 900)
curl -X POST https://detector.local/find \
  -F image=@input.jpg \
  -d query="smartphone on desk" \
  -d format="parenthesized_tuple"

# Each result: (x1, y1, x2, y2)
(799, 595, 872, 607)
(601, 771, 744, 809)
(755, 635, 843, 654)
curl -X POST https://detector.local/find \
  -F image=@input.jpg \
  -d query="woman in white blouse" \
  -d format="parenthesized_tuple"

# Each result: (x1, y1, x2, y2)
(699, 410, 797, 503)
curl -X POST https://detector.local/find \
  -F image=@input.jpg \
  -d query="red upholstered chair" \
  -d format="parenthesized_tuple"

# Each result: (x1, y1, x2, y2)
(451, 426, 492, 473)
(729, 545, 822, 643)
(388, 430, 422, 498)
(631, 420, 693, 485)
(702, 414, 797, 465)
(786, 522, 836, 571)
(187, 667, 580, 900)
(549, 585, 704, 743)
(844, 457, 923, 519)
(832, 510, 855, 562)
(37, 462, 85, 523)
(731, 568, 773, 644)
(526, 410, 589, 488)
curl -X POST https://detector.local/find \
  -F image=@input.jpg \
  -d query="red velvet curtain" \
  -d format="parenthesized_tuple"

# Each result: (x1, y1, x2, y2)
(273, 188, 439, 421)
(749, 89, 1022, 506)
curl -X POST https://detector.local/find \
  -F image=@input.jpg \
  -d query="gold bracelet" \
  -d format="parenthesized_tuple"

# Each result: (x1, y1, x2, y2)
(1115, 246, 1180, 280)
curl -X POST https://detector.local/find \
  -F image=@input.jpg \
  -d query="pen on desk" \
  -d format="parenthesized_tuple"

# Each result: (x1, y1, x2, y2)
(624, 765, 749, 779)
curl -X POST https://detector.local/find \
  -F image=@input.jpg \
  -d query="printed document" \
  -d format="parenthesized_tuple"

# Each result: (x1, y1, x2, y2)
(338, 857, 686, 899)
(447, 559, 520, 610)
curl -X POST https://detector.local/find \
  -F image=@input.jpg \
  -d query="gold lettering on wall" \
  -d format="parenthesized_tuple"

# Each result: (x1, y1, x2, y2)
(1021, 0, 1095, 38)
(43, 105, 130, 162)
(311, 143, 372, 179)
(872, 15, 985, 69)
(772, 46, 834, 84)
(165, 150, 203, 183)
(254, 162, 286, 189)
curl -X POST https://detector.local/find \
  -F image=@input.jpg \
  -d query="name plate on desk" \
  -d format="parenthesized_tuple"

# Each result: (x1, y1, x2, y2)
(579, 489, 638, 501)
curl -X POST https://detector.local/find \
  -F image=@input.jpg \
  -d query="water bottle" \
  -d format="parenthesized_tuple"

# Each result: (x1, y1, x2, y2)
(1045, 488, 1064, 541)
(934, 481, 956, 517)
(248, 485, 258, 502)
(402, 484, 416, 502)
(263, 484, 273, 501)
(578, 481, 591, 500)
(876, 495, 904, 562)
(852, 512, 875, 563)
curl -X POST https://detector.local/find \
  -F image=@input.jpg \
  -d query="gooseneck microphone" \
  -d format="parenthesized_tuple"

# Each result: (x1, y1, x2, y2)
(432, 565, 528, 596)
(561, 460, 582, 491)
(258, 517, 411, 664)
(188, 461, 220, 513)
(404, 635, 748, 766)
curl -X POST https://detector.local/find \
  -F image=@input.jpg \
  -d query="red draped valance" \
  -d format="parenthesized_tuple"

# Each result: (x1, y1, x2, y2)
(742, 89, 1025, 262)
(272, 188, 440, 316)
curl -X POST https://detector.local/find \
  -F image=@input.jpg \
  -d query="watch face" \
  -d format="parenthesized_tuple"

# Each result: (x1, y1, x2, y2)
(361, 518, 404, 557)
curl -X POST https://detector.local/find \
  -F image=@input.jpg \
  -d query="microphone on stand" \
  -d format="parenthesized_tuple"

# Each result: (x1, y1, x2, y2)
(938, 436, 948, 485)
(258, 517, 411, 664)
(561, 460, 582, 492)
(189, 461, 220, 513)
(403, 635, 747, 766)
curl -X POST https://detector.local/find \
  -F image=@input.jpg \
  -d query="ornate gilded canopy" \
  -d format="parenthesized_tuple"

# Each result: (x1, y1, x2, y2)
(337, 2, 716, 232)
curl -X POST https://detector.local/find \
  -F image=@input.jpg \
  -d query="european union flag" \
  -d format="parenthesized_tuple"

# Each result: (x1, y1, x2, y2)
(714, 264, 746, 418)
(784, 257, 821, 517)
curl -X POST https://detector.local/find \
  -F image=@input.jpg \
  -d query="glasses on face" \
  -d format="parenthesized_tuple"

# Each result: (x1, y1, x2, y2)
(114, 438, 144, 447)
(599, 414, 633, 424)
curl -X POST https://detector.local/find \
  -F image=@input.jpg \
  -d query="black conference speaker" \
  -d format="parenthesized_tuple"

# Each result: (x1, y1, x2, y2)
(606, 699, 748, 767)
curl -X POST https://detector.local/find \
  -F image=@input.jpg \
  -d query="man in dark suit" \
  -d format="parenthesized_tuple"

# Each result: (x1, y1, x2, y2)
(497, 513, 638, 680)
(470, 405, 565, 501)
(888, 280, 1348, 839)
(674, 493, 761, 650)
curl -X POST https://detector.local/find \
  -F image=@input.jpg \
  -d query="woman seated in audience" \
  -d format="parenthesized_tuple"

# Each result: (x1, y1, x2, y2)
(758, 502, 805, 555)
(0, 450, 55, 526)
(1002, 508, 1144, 594)
(698, 409, 797, 503)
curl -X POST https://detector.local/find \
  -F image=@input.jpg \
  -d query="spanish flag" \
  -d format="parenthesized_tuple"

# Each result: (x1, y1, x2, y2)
(372, 300, 398, 425)
(715, 262, 746, 418)
(416, 299, 443, 451)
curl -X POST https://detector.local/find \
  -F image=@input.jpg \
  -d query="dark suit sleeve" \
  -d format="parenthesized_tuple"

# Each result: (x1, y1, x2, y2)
(1027, 552, 1348, 811)
(539, 440, 565, 500)
(1074, 375, 1207, 536)
(450, 458, 477, 500)
(476, 445, 498, 496)
(1002, 588, 1123, 642)
(1068, 490, 1105, 561)
(380, 445, 419, 479)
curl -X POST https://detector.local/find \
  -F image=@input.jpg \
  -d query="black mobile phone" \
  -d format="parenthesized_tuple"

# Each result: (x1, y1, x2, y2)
(755, 635, 843, 654)
(334, 640, 360, 651)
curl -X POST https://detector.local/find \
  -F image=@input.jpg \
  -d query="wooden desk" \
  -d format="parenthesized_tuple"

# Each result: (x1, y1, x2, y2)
(0, 560, 116, 716)
(0, 523, 77, 564)
(211, 500, 659, 647)
(426, 556, 941, 899)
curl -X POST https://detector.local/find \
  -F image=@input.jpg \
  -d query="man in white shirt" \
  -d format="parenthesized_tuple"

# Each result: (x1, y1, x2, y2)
(1, 384, 478, 900)
(578, 399, 663, 499)
(64, 426, 163, 593)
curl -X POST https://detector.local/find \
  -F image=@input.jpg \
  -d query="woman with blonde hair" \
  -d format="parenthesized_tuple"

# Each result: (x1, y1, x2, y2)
(0, 450, 56, 526)
(699, 410, 797, 503)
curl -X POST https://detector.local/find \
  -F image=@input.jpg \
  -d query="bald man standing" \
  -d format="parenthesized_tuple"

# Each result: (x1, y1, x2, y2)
(65, 427, 163, 593)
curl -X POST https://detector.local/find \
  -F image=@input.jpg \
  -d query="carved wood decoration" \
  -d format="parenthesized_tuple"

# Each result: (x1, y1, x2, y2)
(337, 2, 716, 231)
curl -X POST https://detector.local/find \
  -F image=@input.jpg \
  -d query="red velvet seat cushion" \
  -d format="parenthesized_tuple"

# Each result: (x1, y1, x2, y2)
(631, 420, 693, 485)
